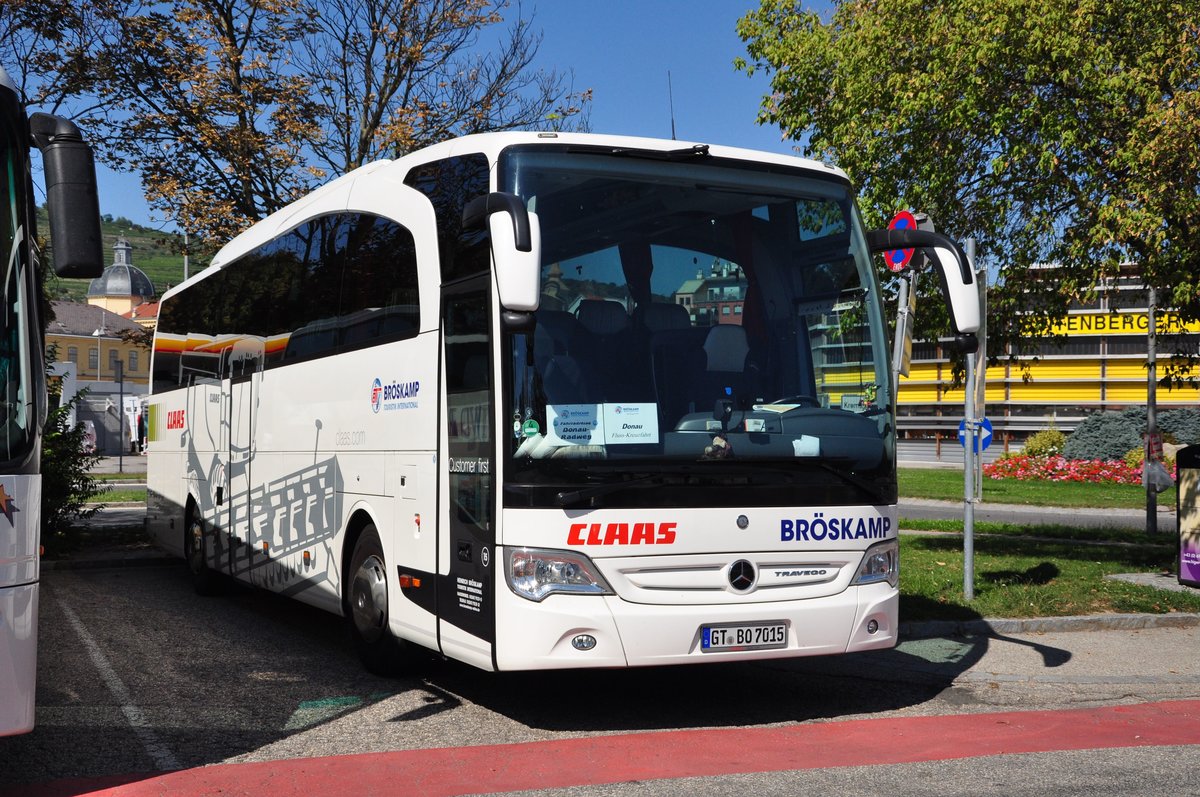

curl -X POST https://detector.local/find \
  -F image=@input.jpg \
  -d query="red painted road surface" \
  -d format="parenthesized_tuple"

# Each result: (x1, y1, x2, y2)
(10, 700, 1200, 797)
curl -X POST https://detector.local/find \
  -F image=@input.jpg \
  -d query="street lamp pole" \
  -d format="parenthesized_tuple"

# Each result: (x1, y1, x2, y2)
(116, 360, 124, 474)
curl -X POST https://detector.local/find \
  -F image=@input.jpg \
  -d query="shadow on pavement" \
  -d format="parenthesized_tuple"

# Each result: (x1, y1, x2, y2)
(2, 561, 1072, 795)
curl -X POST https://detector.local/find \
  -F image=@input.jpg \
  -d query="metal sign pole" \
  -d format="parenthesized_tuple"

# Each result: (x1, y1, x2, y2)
(964, 352, 975, 601)
(974, 260, 987, 501)
(963, 238, 978, 601)
(1147, 286, 1158, 534)
(892, 275, 910, 398)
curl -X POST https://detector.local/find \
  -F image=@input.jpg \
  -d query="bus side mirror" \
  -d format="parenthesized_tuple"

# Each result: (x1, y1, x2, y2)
(463, 192, 541, 314)
(866, 227, 979, 351)
(29, 113, 103, 279)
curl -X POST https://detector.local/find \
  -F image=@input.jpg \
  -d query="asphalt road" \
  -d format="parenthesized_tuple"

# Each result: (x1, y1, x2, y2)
(3, 560, 1199, 796)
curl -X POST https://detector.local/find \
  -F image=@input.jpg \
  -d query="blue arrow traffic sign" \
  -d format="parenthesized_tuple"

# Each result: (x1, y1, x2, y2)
(958, 417, 993, 452)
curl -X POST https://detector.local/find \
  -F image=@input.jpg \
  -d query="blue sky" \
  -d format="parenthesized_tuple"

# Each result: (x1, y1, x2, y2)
(97, 1, 812, 230)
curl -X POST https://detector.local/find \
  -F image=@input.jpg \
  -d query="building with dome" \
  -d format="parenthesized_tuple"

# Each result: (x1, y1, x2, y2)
(86, 236, 156, 316)
(43, 237, 157, 453)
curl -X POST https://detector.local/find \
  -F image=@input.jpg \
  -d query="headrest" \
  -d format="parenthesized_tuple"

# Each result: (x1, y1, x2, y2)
(534, 310, 580, 355)
(577, 299, 630, 335)
(643, 302, 691, 332)
(703, 324, 750, 372)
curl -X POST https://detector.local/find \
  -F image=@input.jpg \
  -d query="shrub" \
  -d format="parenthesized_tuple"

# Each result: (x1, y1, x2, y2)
(1022, 427, 1065, 457)
(1122, 446, 1175, 474)
(41, 358, 103, 557)
(1064, 407, 1200, 463)
(1122, 447, 1142, 470)
(1063, 408, 1146, 461)
(1159, 409, 1200, 446)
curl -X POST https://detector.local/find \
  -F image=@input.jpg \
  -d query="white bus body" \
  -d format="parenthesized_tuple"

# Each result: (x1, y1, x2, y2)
(0, 65, 102, 734)
(146, 132, 977, 673)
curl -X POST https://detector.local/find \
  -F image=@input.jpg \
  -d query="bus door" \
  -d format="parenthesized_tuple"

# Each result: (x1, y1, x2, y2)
(224, 338, 263, 583)
(437, 279, 496, 669)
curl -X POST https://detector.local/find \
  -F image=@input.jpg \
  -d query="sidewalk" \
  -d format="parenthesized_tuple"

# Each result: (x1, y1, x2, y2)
(91, 454, 147, 477)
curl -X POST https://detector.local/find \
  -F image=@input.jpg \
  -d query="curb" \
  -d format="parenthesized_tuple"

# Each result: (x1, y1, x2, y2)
(900, 612, 1200, 639)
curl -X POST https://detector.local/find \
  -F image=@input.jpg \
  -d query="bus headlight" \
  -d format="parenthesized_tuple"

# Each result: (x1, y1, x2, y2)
(505, 547, 614, 602)
(852, 539, 899, 588)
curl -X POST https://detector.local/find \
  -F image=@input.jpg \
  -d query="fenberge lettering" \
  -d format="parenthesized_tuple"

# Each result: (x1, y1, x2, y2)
(780, 513, 891, 542)
(568, 522, 677, 546)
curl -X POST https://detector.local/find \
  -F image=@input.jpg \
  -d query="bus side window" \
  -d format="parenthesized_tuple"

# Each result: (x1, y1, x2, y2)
(338, 213, 420, 351)
(404, 154, 490, 282)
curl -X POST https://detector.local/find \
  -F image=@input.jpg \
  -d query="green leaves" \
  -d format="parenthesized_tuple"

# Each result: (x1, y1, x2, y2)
(737, 0, 1200, 371)
(4, 0, 592, 247)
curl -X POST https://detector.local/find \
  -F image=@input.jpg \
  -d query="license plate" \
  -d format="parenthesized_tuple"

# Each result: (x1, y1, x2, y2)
(701, 621, 788, 652)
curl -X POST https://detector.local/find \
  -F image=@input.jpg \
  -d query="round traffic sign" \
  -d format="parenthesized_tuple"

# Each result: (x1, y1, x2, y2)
(958, 417, 993, 452)
(885, 210, 917, 272)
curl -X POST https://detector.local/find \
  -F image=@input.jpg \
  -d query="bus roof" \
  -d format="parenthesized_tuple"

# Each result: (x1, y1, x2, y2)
(166, 132, 846, 304)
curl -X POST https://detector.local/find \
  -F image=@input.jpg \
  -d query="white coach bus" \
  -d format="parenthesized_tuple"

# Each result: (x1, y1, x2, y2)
(1, 65, 103, 734)
(146, 133, 978, 673)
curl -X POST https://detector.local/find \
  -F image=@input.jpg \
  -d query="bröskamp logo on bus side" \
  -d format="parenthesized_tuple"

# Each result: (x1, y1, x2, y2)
(371, 377, 420, 413)
(371, 378, 383, 413)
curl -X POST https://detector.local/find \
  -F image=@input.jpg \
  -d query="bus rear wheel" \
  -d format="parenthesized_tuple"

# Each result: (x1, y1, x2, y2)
(348, 525, 404, 675)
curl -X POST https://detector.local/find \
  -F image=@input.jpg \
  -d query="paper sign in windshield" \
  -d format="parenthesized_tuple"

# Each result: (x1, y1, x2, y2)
(547, 404, 603, 446)
(546, 403, 659, 446)
(602, 403, 658, 444)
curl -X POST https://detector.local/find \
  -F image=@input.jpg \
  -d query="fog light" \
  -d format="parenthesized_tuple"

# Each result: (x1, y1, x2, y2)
(867, 619, 879, 634)
(571, 634, 597, 651)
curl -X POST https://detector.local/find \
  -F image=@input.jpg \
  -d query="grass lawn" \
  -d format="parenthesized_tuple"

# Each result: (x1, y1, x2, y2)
(898, 465, 1197, 620)
(900, 466, 1176, 509)
(92, 472, 146, 483)
(900, 533, 1200, 621)
(91, 487, 147, 503)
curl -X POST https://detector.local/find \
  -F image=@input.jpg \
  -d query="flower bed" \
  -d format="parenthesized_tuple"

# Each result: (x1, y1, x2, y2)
(983, 454, 1145, 484)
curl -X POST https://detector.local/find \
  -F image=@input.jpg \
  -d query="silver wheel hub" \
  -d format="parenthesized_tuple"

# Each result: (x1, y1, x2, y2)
(352, 554, 388, 642)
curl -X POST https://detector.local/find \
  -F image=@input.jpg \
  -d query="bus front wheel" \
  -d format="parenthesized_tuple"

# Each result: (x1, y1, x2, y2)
(348, 526, 404, 675)
(185, 510, 219, 596)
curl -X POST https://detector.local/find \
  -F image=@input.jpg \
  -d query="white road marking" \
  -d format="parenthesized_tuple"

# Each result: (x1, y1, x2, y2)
(57, 598, 182, 771)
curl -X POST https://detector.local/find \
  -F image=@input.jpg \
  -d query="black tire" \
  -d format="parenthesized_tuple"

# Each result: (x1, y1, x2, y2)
(347, 525, 404, 676)
(185, 508, 220, 596)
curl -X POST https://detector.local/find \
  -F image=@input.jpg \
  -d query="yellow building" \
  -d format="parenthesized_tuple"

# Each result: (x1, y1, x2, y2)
(45, 300, 150, 386)
(897, 271, 1199, 447)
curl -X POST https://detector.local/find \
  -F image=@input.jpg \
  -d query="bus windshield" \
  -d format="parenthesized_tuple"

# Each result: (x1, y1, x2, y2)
(501, 146, 893, 493)
(0, 94, 33, 465)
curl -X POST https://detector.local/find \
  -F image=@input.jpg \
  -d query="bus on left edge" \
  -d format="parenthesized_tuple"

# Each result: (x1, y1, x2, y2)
(0, 64, 103, 736)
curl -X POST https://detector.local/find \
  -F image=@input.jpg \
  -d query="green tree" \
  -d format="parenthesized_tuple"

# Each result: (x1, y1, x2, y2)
(42, 347, 102, 556)
(736, 0, 1200, 372)
(2, 0, 590, 245)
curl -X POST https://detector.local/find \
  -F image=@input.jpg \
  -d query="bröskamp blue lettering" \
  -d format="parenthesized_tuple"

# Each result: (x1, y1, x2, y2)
(382, 381, 420, 400)
(780, 514, 892, 541)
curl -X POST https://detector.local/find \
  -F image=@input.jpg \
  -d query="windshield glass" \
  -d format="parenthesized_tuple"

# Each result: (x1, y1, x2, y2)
(0, 90, 33, 464)
(500, 146, 893, 498)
